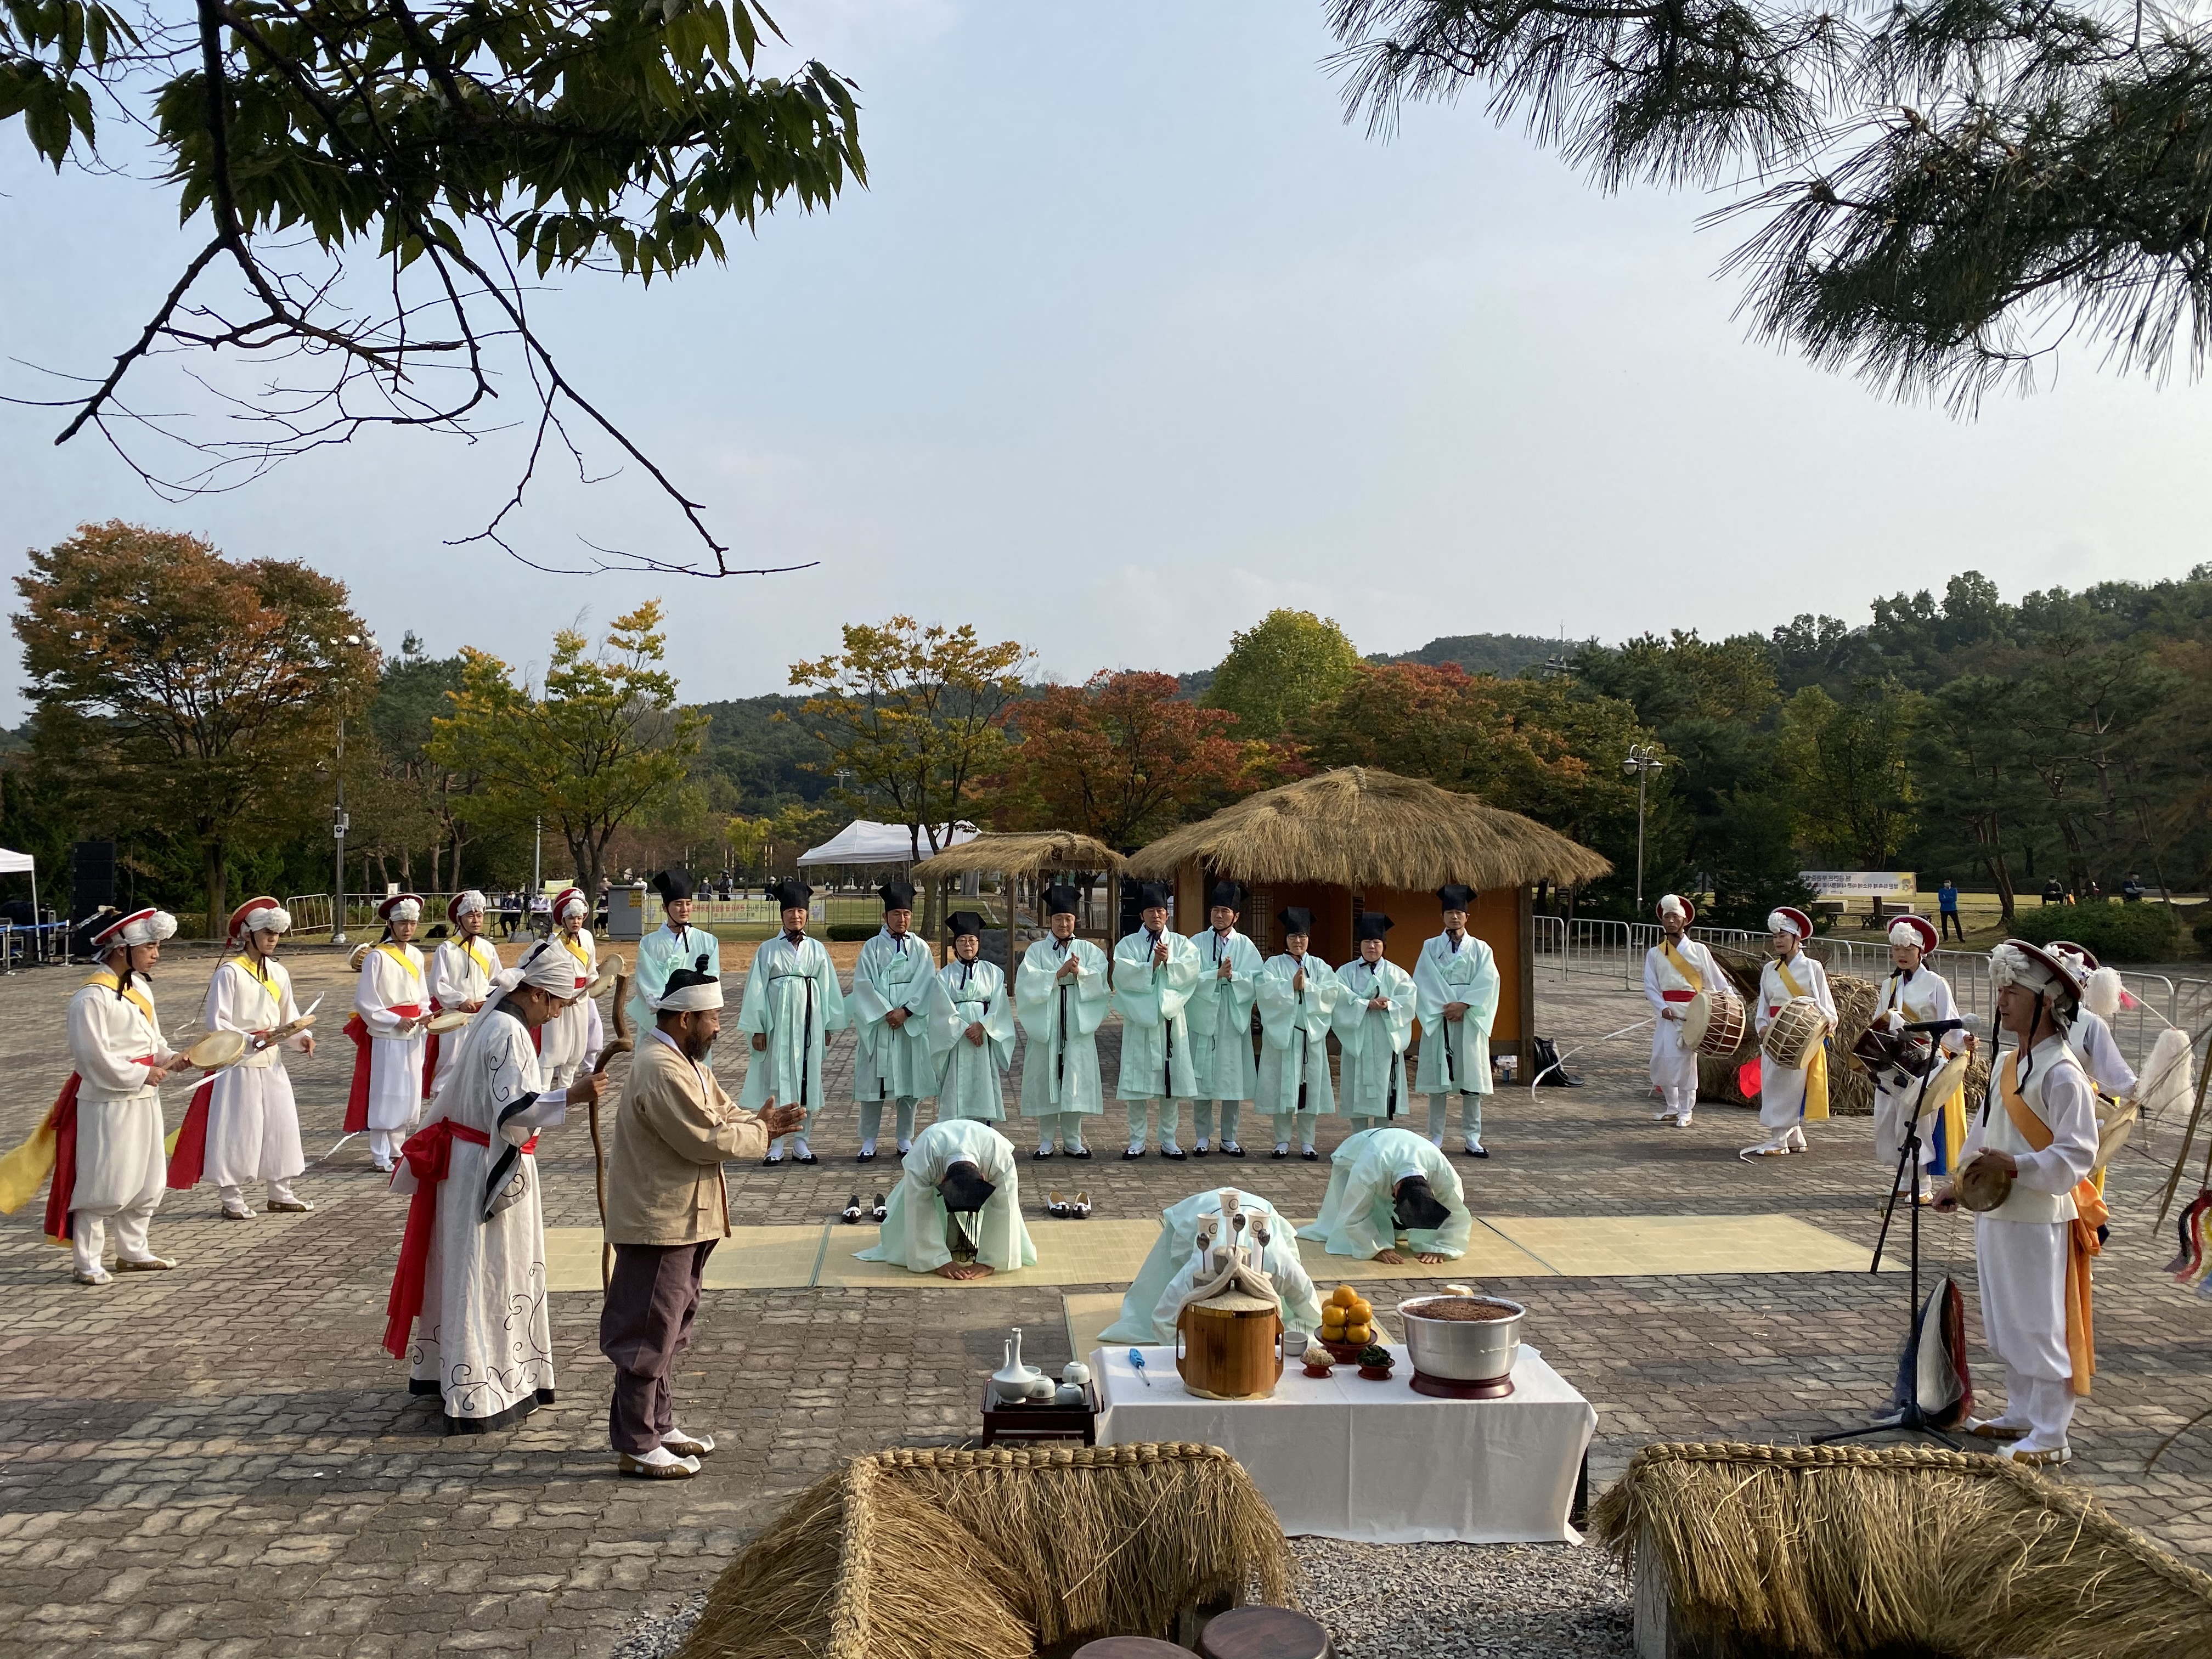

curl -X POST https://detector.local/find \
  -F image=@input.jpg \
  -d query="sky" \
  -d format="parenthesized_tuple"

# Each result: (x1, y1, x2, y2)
(6, 1, 2212, 727)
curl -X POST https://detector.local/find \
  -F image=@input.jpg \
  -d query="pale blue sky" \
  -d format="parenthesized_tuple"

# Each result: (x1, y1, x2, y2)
(6, 0, 2210, 726)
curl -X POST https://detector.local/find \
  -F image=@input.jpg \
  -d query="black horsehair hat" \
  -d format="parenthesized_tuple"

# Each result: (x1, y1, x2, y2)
(1043, 884, 1082, 918)
(937, 1160, 997, 1213)
(1354, 912, 1393, 943)
(1207, 879, 1243, 911)
(1392, 1174, 1451, 1232)
(767, 877, 812, 911)
(1437, 884, 1474, 911)
(877, 876, 916, 911)
(650, 868, 695, 903)
(1277, 906, 1315, 937)
(945, 911, 987, 940)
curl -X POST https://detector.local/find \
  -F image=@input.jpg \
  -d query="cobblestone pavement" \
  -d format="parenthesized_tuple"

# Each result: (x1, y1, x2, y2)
(1, 945, 2206, 1656)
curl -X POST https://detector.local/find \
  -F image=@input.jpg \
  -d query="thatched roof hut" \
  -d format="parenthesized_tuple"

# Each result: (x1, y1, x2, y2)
(922, 831, 1125, 973)
(1127, 768, 1611, 1068)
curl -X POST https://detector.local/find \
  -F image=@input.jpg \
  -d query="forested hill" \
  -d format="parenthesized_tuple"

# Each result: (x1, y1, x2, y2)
(1370, 633, 1577, 676)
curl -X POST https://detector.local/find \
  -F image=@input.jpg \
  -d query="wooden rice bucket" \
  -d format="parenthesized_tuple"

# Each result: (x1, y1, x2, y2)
(1175, 1290, 1284, 1402)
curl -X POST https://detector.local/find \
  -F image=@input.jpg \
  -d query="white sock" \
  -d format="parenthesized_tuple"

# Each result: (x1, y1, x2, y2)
(794, 1137, 812, 1157)
(860, 1138, 877, 1156)
(1276, 1142, 1290, 1154)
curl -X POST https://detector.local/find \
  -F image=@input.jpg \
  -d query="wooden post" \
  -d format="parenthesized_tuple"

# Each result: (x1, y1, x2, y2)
(1517, 883, 1538, 1064)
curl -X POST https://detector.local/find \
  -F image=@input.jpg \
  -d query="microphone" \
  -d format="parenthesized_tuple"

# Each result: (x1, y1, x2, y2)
(1904, 1018, 1967, 1034)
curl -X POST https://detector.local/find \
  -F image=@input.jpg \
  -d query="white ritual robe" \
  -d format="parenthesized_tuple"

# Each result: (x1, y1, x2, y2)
(427, 935, 499, 1096)
(1754, 952, 1836, 1132)
(354, 943, 430, 1132)
(1100, 1187, 1324, 1344)
(1869, 966, 1968, 1174)
(67, 974, 174, 1220)
(736, 933, 849, 1118)
(538, 930, 600, 1084)
(1014, 936, 1110, 1118)
(396, 1005, 571, 1432)
(935, 957, 1015, 1121)
(1255, 953, 1339, 1116)
(1184, 928, 1261, 1103)
(854, 1118, 1036, 1273)
(1113, 928, 1201, 1102)
(1413, 931, 1500, 1097)
(853, 929, 953, 1105)
(1643, 938, 1721, 1095)
(627, 921, 721, 1036)
(1965, 1037, 2096, 1385)
(199, 956, 309, 1189)
(1331, 957, 1416, 1124)
(1297, 1126, 1474, 1260)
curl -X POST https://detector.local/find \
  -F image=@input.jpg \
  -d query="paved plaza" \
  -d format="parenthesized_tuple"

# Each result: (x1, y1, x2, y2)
(1, 942, 2208, 1657)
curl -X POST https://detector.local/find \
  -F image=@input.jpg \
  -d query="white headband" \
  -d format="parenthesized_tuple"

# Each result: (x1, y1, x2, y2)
(654, 978, 724, 1013)
(105, 910, 178, 949)
(242, 904, 291, 936)
(1767, 910, 1804, 938)
(1657, 895, 1688, 921)
(451, 890, 487, 918)
(386, 898, 421, 924)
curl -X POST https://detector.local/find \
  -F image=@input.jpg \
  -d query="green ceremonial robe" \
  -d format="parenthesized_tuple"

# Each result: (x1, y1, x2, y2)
(1413, 930, 1500, 1097)
(1014, 936, 1110, 1117)
(934, 957, 1015, 1121)
(851, 929, 953, 1105)
(1183, 927, 1261, 1103)
(1331, 956, 1417, 1122)
(1255, 952, 1339, 1116)
(1112, 927, 1200, 1102)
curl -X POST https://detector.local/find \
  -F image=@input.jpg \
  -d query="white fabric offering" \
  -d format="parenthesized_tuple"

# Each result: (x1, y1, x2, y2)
(1094, 1342, 1595, 1543)
(854, 1118, 1036, 1273)
(1014, 935, 1110, 1118)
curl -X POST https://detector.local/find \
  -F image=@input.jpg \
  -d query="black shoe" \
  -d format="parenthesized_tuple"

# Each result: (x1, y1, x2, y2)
(1122, 1147, 1146, 1160)
(1068, 1147, 1092, 1159)
(1190, 1144, 1210, 1157)
(796, 1153, 820, 1165)
(857, 1149, 876, 1163)
(1271, 1146, 1289, 1159)
(1032, 1147, 1055, 1160)
(840, 1194, 862, 1224)
(761, 1156, 784, 1168)
(1223, 1143, 1246, 1158)
(870, 1193, 887, 1222)
(1162, 1146, 1187, 1160)
(1301, 1147, 1318, 1161)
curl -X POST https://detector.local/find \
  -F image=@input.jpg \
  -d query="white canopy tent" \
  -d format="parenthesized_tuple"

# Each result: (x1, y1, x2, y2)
(0, 848, 37, 964)
(797, 820, 979, 867)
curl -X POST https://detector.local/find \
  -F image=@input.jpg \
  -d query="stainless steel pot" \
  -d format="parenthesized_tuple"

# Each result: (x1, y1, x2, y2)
(1396, 1285, 1525, 1382)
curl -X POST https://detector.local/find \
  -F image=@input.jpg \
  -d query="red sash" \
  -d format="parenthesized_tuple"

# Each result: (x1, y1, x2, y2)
(1662, 989, 1696, 1003)
(423, 1000, 444, 1101)
(345, 1005, 425, 1132)
(166, 1074, 216, 1189)
(380, 1117, 537, 1361)
(41, 1076, 82, 1246)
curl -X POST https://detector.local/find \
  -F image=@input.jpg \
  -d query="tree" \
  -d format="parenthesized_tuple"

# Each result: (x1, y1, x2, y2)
(787, 618, 1034, 860)
(1205, 610, 1363, 737)
(1000, 671, 1254, 847)
(430, 601, 703, 896)
(1910, 676, 2041, 924)
(12, 520, 379, 930)
(3, 1, 862, 571)
(1775, 682, 1921, 868)
(1328, 0, 2212, 407)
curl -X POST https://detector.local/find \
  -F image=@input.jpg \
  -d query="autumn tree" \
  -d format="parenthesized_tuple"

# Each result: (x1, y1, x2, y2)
(12, 521, 380, 931)
(1776, 682, 1922, 868)
(1204, 610, 1362, 737)
(430, 602, 703, 896)
(787, 618, 1034, 861)
(1001, 672, 1255, 847)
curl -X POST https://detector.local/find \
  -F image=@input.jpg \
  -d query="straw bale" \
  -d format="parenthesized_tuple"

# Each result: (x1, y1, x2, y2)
(1591, 1441, 2212, 1659)
(1125, 768, 1609, 892)
(679, 1443, 1295, 1659)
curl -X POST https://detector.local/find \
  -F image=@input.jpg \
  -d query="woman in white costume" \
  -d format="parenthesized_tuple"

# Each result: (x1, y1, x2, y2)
(1014, 885, 1109, 1159)
(1183, 881, 1261, 1157)
(538, 886, 603, 1088)
(934, 912, 1015, 1122)
(1642, 894, 1720, 1127)
(1256, 906, 1338, 1160)
(427, 890, 499, 1100)
(1333, 913, 1417, 1134)
(347, 893, 431, 1172)
(188, 898, 314, 1220)
(1744, 906, 1835, 1160)
(1866, 914, 1972, 1199)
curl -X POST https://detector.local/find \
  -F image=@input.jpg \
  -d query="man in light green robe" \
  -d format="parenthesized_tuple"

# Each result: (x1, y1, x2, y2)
(736, 878, 850, 1164)
(1256, 906, 1338, 1160)
(1014, 885, 1110, 1158)
(1185, 879, 1261, 1157)
(627, 869, 721, 1035)
(854, 1118, 1035, 1280)
(1413, 883, 1501, 1159)
(850, 878, 954, 1161)
(1297, 1125, 1472, 1263)
(935, 912, 1015, 1121)
(1333, 912, 1416, 1133)
(1113, 881, 1200, 1159)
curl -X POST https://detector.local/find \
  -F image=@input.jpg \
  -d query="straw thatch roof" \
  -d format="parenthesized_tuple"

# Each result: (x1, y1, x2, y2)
(920, 830, 1125, 881)
(1125, 767, 1610, 891)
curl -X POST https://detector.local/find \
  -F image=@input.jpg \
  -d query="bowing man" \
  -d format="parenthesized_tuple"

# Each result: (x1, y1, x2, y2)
(935, 912, 1015, 1122)
(600, 961, 803, 1479)
(628, 869, 722, 1036)
(539, 887, 605, 1088)
(1184, 881, 1261, 1157)
(382, 940, 600, 1434)
(1015, 884, 1109, 1159)
(1413, 884, 1500, 1159)
(1297, 1124, 1472, 1265)
(855, 1117, 1036, 1281)
(738, 878, 849, 1165)
(349, 893, 431, 1173)
(427, 891, 498, 1101)
(1099, 1186, 1324, 1346)
(1256, 906, 1338, 1160)
(1113, 881, 1201, 1160)
(1745, 906, 1836, 1160)
(1643, 893, 1723, 1128)
(851, 877, 952, 1161)
(184, 898, 315, 1221)
(1869, 915, 1973, 1199)
(1333, 913, 1415, 1135)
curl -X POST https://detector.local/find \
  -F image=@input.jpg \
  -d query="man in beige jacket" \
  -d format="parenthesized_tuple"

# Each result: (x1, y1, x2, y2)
(601, 960, 801, 1479)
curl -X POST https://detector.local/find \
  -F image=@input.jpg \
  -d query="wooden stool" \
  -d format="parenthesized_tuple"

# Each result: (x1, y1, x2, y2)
(1197, 1605, 1334, 1659)
(1070, 1639, 1191, 1658)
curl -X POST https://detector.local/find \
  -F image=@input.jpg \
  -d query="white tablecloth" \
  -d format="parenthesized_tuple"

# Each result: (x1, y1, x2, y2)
(1092, 1342, 1595, 1544)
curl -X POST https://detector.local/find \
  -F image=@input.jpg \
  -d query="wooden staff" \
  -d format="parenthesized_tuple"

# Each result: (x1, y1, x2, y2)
(589, 972, 634, 1292)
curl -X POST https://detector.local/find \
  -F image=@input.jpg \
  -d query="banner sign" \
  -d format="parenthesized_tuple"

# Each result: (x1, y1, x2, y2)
(1799, 871, 1917, 898)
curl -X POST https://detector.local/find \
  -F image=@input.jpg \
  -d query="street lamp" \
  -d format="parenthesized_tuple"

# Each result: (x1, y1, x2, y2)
(331, 718, 349, 947)
(1622, 744, 1667, 909)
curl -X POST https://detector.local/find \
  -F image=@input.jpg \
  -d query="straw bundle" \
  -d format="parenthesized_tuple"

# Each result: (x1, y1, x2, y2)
(679, 1443, 1296, 1659)
(1591, 1441, 2212, 1659)
(1125, 767, 1610, 891)
(920, 832, 1126, 880)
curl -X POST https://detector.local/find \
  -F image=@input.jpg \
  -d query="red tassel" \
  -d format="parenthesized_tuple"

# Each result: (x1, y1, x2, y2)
(166, 1075, 216, 1189)
(343, 1013, 372, 1134)
(41, 1075, 82, 1246)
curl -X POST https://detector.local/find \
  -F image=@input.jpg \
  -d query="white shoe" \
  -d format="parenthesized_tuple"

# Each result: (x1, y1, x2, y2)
(895, 1141, 911, 1155)
(1655, 1109, 1680, 1123)
(663, 1426, 715, 1458)
(75, 1267, 112, 1286)
(1676, 1114, 1693, 1127)
(618, 1446, 702, 1479)
(373, 1160, 396, 1175)
(1739, 1142, 1788, 1159)
(2005, 1441, 2072, 1466)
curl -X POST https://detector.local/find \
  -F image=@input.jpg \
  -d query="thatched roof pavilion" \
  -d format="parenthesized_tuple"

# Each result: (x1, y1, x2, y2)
(922, 831, 1125, 973)
(1127, 768, 1611, 1066)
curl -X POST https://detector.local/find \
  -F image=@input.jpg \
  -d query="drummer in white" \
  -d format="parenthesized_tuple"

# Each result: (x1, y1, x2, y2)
(1641, 894, 1723, 1127)
(1744, 906, 1835, 1159)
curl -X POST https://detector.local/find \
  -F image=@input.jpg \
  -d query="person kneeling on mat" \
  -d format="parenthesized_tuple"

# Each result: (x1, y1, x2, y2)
(855, 1118, 1037, 1282)
(1297, 1125, 1471, 1265)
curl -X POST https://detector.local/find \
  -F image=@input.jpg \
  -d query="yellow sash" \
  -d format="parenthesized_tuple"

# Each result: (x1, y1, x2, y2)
(375, 943, 422, 981)
(560, 933, 592, 967)
(1997, 1055, 2103, 1395)
(1660, 940, 1703, 994)
(464, 939, 495, 981)
(1777, 957, 1829, 1121)
(86, 970, 156, 1026)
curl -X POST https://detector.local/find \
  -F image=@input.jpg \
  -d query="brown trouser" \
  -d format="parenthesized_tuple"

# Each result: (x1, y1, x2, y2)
(600, 1238, 715, 1455)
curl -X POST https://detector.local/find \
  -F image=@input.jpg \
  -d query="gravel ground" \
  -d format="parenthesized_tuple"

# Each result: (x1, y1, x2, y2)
(602, 1542, 1632, 1659)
